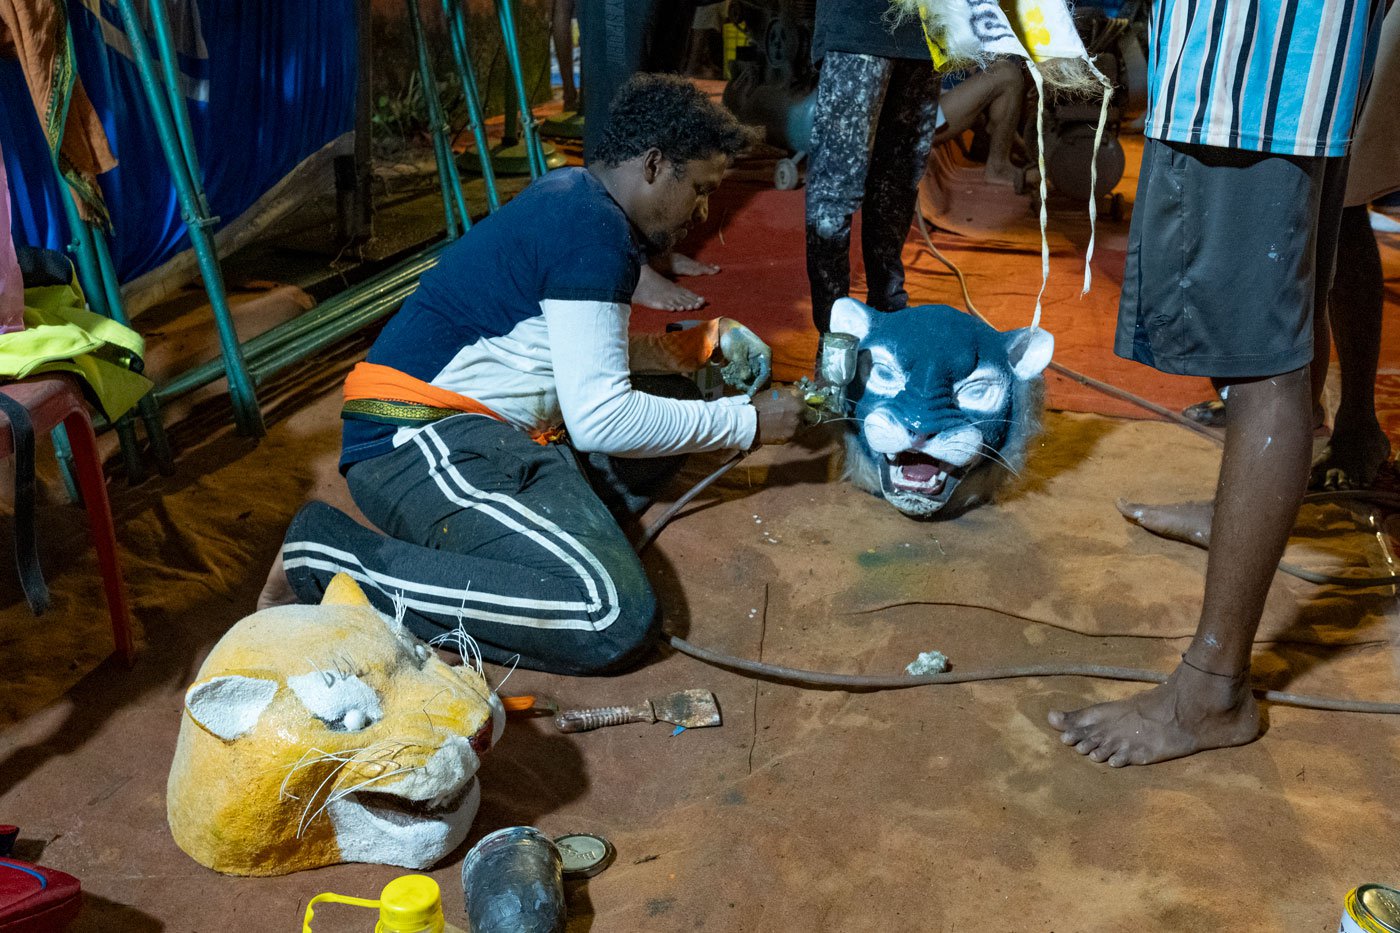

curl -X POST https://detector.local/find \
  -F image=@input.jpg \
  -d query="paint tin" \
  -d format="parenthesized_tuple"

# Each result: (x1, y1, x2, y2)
(1340, 884, 1400, 933)
(461, 826, 566, 933)
(818, 331, 859, 389)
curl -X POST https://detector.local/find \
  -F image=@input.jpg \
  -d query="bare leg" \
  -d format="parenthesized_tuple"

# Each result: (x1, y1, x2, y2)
(930, 60, 1023, 186)
(553, 0, 578, 112)
(979, 60, 1023, 185)
(1311, 205, 1390, 489)
(1050, 367, 1312, 766)
(256, 549, 298, 610)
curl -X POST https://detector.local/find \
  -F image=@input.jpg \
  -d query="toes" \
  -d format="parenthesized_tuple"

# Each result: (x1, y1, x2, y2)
(1089, 741, 1116, 763)
(1073, 736, 1100, 756)
(1108, 748, 1132, 767)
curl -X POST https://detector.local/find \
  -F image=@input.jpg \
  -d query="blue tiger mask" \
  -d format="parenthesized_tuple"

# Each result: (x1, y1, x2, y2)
(831, 297, 1054, 519)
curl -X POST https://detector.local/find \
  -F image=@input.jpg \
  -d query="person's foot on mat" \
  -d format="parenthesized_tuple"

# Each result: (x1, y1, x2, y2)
(1310, 425, 1392, 491)
(632, 265, 706, 312)
(1047, 662, 1259, 767)
(256, 550, 299, 611)
(1116, 498, 1213, 548)
(653, 251, 719, 278)
(984, 159, 1022, 187)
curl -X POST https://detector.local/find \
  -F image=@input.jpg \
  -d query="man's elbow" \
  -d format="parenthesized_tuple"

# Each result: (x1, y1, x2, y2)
(562, 416, 625, 455)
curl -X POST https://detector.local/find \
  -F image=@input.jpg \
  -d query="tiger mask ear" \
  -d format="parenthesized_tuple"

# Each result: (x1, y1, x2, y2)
(184, 672, 279, 741)
(1004, 326, 1054, 381)
(321, 572, 372, 607)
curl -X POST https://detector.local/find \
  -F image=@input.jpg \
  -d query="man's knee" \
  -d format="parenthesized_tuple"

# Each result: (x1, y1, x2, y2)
(575, 573, 661, 675)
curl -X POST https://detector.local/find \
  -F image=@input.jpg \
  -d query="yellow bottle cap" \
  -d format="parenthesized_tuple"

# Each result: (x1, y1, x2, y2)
(376, 875, 445, 933)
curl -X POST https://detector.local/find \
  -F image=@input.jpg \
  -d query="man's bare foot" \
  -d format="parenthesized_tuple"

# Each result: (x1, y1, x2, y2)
(632, 264, 705, 311)
(654, 251, 720, 278)
(984, 160, 1021, 187)
(1047, 662, 1259, 767)
(1309, 425, 1391, 490)
(1117, 499, 1213, 548)
(256, 550, 299, 611)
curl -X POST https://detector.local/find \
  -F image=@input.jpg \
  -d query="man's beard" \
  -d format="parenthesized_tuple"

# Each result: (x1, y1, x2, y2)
(641, 227, 679, 255)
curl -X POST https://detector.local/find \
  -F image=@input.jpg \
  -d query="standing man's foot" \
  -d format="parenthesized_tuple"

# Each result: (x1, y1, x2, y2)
(984, 160, 1022, 187)
(1047, 662, 1260, 766)
(256, 551, 299, 611)
(632, 265, 706, 311)
(1309, 426, 1392, 490)
(654, 251, 720, 278)
(1116, 499, 1214, 548)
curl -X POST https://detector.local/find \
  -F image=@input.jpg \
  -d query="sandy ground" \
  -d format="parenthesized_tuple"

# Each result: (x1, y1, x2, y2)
(2, 134, 1399, 931)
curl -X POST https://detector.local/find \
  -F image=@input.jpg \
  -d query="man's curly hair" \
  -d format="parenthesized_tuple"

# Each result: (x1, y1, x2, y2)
(593, 73, 755, 170)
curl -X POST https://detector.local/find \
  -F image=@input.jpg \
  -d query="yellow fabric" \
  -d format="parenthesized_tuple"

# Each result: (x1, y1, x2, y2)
(0, 281, 151, 421)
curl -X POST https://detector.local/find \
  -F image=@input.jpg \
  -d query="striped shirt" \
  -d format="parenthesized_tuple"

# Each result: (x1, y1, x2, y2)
(1144, 0, 1387, 157)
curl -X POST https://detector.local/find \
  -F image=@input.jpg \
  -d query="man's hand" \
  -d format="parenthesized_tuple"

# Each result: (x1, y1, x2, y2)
(717, 319, 773, 396)
(750, 387, 806, 447)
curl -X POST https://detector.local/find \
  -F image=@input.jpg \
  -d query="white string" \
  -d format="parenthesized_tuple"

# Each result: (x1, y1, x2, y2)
(1081, 60, 1115, 296)
(1027, 59, 1048, 332)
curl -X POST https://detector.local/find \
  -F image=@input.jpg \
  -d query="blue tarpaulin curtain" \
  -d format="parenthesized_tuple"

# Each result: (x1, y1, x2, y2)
(1, 0, 357, 282)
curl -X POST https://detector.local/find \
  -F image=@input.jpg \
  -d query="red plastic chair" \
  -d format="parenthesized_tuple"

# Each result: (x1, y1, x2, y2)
(0, 374, 134, 665)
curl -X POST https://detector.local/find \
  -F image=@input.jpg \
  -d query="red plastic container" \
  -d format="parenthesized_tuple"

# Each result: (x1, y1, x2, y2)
(0, 858, 81, 932)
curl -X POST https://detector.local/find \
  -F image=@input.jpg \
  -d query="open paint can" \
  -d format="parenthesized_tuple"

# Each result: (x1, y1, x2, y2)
(1340, 884, 1400, 933)
(461, 826, 566, 933)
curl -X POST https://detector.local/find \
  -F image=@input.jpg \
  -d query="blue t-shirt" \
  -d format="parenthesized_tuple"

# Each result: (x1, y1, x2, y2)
(340, 167, 643, 470)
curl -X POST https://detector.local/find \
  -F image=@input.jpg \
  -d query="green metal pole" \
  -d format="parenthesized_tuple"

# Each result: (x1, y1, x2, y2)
(144, 0, 207, 217)
(155, 242, 448, 405)
(248, 279, 420, 384)
(494, 0, 547, 178)
(50, 424, 82, 504)
(92, 234, 175, 473)
(443, 0, 501, 211)
(54, 186, 149, 483)
(406, 0, 470, 238)
(114, 0, 265, 437)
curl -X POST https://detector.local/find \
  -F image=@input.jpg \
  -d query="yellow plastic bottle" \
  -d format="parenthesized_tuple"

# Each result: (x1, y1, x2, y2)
(302, 874, 468, 933)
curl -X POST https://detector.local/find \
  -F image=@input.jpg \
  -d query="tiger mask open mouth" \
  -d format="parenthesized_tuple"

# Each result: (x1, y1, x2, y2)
(832, 297, 1053, 519)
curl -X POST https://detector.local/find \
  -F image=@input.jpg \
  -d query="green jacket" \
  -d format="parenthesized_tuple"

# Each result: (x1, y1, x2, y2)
(0, 281, 152, 421)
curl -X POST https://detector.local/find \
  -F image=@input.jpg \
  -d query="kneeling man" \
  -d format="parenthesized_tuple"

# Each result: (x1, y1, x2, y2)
(261, 75, 804, 675)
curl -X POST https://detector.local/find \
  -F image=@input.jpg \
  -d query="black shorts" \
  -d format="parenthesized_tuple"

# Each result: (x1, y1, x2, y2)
(1114, 139, 1348, 379)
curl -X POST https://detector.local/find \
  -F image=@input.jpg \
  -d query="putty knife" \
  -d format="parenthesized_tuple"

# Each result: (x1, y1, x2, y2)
(552, 689, 721, 733)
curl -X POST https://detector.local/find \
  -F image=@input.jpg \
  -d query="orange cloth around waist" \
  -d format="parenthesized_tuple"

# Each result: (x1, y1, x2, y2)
(343, 361, 504, 422)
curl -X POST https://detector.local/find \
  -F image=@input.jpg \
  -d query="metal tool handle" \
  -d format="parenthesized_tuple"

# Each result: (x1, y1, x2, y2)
(553, 703, 653, 733)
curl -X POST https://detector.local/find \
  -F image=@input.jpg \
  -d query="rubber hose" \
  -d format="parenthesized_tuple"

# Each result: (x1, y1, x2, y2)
(639, 226, 1400, 716)
(665, 634, 1400, 714)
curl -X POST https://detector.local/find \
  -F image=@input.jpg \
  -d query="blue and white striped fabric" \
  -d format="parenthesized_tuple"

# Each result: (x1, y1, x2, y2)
(1144, 0, 1387, 157)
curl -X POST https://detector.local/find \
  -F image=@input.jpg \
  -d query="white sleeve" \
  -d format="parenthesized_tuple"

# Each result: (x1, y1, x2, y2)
(542, 299, 757, 457)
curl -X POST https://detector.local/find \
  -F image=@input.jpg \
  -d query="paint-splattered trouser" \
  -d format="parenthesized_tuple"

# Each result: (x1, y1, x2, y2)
(806, 52, 939, 334)
(280, 378, 696, 676)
